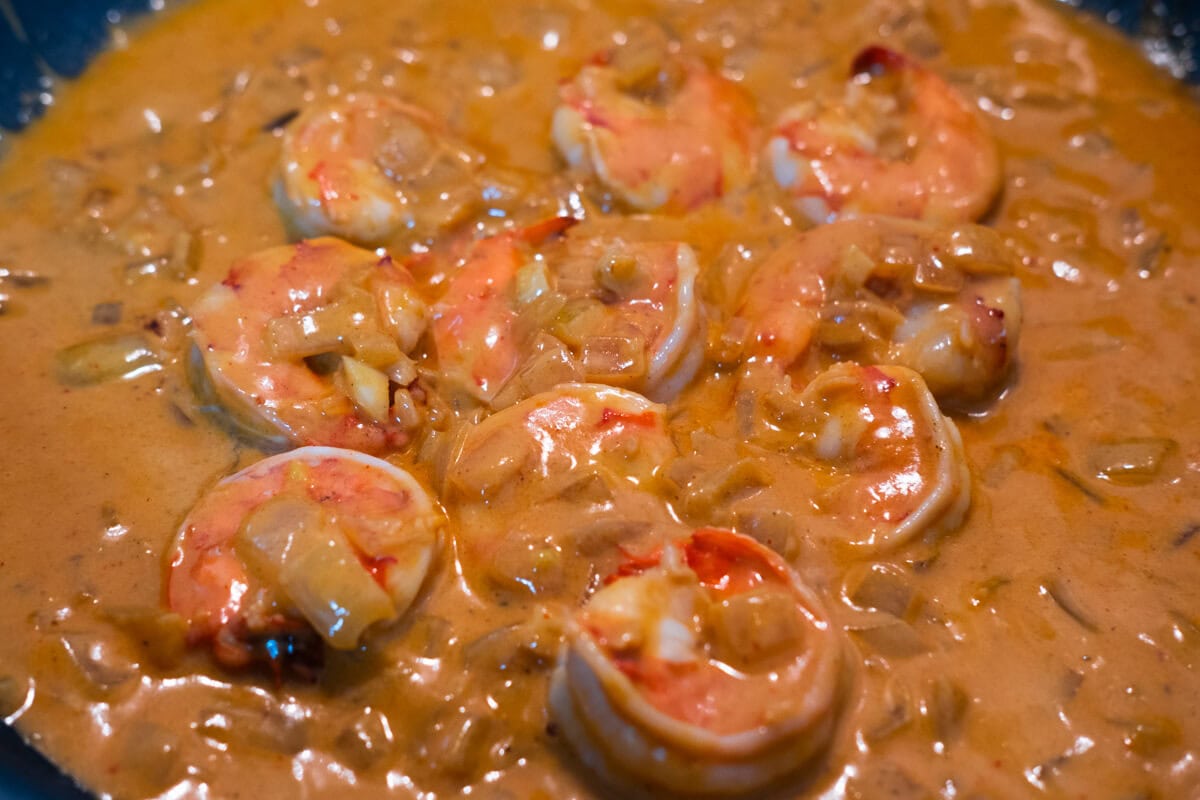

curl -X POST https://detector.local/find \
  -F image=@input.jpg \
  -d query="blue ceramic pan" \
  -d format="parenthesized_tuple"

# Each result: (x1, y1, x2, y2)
(0, 1, 1196, 798)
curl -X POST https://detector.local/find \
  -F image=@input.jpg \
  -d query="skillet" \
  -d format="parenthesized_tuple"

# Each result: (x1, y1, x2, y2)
(0, 0, 1195, 797)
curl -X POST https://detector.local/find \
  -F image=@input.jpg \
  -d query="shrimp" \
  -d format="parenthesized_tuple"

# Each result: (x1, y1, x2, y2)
(767, 45, 1000, 225)
(890, 277, 1021, 405)
(734, 216, 1021, 408)
(166, 446, 443, 670)
(444, 383, 681, 599)
(430, 219, 703, 404)
(549, 235, 704, 401)
(190, 237, 429, 453)
(429, 217, 577, 404)
(276, 92, 482, 245)
(785, 363, 971, 552)
(549, 528, 843, 796)
(553, 57, 756, 213)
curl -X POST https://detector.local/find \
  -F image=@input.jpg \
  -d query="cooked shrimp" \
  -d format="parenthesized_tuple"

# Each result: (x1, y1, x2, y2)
(428, 217, 576, 404)
(890, 277, 1021, 406)
(444, 383, 681, 598)
(553, 57, 756, 213)
(734, 216, 1021, 407)
(430, 219, 703, 404)
(550, 528, 843, 795)
(277, 92, 482, 244)
(767, 45, 1000, 224)
(550, 235, 703, 401)
(746, 362, 970, 552)
(167, 446, 443, 669)
(190, 237, 429, 452)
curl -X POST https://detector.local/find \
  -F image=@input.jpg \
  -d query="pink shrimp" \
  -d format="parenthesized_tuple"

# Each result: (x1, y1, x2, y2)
(550, 528, 843, 795)
(276, 92, 482, 245)
(444, 383, 680, 599)
(167, 446, 442, 670)
(734, 216, 1021, 407)
(767, 45, 1001, 224)
(790, 363, 971, 552)
(554, 57, 756, 213)
(190, 237, 429, 452)
(430, 218, 704, 404)
(429, 217, 577, 402)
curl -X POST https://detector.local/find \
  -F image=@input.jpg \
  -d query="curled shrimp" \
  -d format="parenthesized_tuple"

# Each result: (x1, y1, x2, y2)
(166, 446, 443, 670)
(547, 234, 703, 401)
(787, 363, 970, 552)
(277, 92, 482, 245)
(190, 237, 429, 452)
(444, 383, 681, 599)
(767, 45, 1000, 224)
(430, 218, 703, 404)
(553, 57, 756, 213)
(734, 216, 1021, 408)
(550, 528, 843, 795)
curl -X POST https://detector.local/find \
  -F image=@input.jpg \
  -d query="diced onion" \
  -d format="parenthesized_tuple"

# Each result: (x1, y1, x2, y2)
(281, 533, 395, 650)
(733, 510, 797, 558)
(515, 261, 552, 305)
(195, 698, 309, 755)
(449, 423, 533, 499)
(492, 333, 583, 408)
(817, 300, 905, 348)
(1118, 716, 1183, 757)
(55, 333, 162, 386)
(709, 589, 806, 670)
(609, 20, 672, 91)
(835, 244, 876, 290)
(681, 459, 772, 520)
(936, 226, 1013, 276)
(1088, 437, 1176, 486)
(845, 564, 917, 618)
(390, 387, 422, 430)
(376, 282, 429, 353)
(849, 620, 927, 658)
(912, 256, 966, 293)
(235, 496, 312, 585)
(264, 291, 383, 360)
(552, 300, 609, 347)
(923, 676, 968, 744)
(235, 495, 396, 649)
(348, 330, 404, 369)
(341, 356, 391, 423)
(579, 335, 646, 381)
(386, 353, 419, 386)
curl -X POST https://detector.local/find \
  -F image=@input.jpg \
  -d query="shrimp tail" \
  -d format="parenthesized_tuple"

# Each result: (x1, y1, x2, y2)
(212, 618, 325, 680)
(607, 543, 667, 584)
(851, 44, 911, 77)
(513, 215, 579, 245)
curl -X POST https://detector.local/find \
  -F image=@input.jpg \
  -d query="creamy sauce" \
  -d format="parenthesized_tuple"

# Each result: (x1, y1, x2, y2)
(1, 0, 1199, 798)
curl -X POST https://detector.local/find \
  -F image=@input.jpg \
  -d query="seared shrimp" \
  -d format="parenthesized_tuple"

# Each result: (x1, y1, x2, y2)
(190, 237, 428, 452)
(431, 219, 703, 404)
(550, 528, 843, 795)
(167, 446, 442, 669)
(444, 383, 681, 598)
(277, 92, 482, 244)
(734, 216, 1021, 408)
(787, 363, 971, 552)
(554, 57, 756, 213)
(767, 46, 1000, 224)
